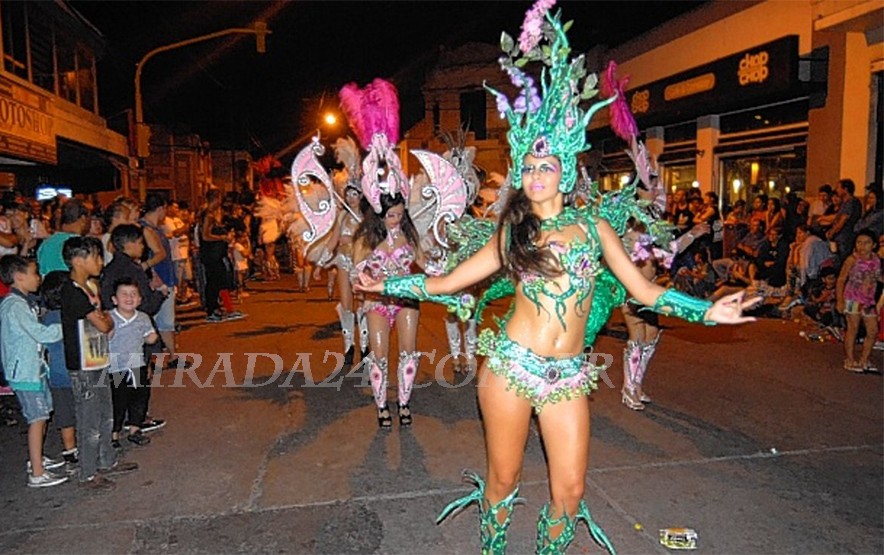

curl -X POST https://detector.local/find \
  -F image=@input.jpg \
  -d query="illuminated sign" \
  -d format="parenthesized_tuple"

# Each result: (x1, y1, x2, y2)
(36, 186, 72, 200)
(630, 90, 650, 114)
(664, 73, 716, 101)
(0, 76, 56, 164)
(619, 36, 799, 128)
(738, 51, 770, 85)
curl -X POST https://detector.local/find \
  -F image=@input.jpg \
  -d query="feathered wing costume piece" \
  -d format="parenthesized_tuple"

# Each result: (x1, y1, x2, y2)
(330, 136, 365, 228)
(440, 129, 481, 206)
(483, 172, 512, 220)
(254, 139, 337, 264)
(290, 134, 336, 252)
(333, 136, 362, 184)
(408, 149, 469, 257)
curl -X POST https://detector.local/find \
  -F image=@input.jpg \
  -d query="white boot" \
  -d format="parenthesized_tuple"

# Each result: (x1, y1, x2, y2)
(444, 318, 464, 373)
(621, 340, 644, 410)
(636, 332, 662, 403)
(336, 303, 355, 365)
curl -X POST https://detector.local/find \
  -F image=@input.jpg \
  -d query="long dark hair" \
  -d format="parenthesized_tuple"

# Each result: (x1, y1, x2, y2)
(495, 188, 561, 279)
(354, 192, 420, 253)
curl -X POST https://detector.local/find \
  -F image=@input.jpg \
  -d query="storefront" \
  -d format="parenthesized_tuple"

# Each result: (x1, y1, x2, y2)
(0, 1, 131, 198)
(591, 0, 882, 212)
(595, 35, 814, 208)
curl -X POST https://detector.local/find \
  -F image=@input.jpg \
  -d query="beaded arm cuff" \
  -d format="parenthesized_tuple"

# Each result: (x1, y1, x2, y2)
(647, 288, 715, 325)
(383, 274, 475, 321)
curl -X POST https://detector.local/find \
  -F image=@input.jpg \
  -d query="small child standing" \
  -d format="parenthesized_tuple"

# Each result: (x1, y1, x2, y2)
(107, 277, 159, 448)
(232, 231, 251, 298)
(836, 230, 882, 372)
(0, 255, 66, 487)
(61, 236, 136, 490)
(40, 271, 80, 468)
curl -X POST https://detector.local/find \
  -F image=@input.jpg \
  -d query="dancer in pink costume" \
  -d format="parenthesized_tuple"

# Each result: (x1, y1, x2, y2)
(342, 79, 471, 429)
(288, 79, 470, 430)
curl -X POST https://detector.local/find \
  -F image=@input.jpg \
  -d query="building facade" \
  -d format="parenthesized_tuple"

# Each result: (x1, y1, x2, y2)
(140, 124, 254, 207)
(0, 1, 132, 198)
(405, 1, 882, 209)
(403, 43, 513, 180)
(591, 0, 883, 206)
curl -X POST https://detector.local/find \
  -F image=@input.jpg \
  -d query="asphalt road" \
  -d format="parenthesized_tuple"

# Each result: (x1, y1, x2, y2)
(0, 276, 881, 554)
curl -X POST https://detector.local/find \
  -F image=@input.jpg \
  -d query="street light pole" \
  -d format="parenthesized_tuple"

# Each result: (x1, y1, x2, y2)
(133, 22, 271, 200)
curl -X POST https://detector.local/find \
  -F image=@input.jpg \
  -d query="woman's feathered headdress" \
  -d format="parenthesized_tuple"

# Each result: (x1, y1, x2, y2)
(253, 155, 286, 200)
(339, 78, 407, 213)
(485, 0, 616, 194)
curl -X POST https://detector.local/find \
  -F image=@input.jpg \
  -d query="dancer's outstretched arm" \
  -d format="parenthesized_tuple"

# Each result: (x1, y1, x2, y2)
(596, 218, 759, 325)
(357, 234, 502, 297)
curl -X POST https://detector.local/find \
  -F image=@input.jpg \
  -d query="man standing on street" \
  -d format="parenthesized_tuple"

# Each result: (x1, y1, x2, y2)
(36, 200, 89, 276)
(826, 179, 862, 264)
(140, 194, 185, 368)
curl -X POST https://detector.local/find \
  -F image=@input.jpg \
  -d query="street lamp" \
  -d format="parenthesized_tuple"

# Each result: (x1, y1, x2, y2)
(274, 113, 339, 160)
(132, 22, 271, 200)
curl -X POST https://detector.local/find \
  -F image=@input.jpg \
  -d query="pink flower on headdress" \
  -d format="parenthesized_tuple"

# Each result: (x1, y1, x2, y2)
(519, 0, 557, 53)
(601, 60, 638, 143)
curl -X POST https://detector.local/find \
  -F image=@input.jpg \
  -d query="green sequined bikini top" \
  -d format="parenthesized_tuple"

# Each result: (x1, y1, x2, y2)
(517, 207, 604, 329)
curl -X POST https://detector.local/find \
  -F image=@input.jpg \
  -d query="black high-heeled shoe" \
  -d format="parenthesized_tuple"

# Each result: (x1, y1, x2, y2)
(344, 346, 354, 366)
(377, 404, 393, 429)
(398, 403, 412, 427)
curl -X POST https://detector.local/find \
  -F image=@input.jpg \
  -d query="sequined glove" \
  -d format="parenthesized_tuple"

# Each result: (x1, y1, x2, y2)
(647, 288, 715, 325)
(383, 274, 475, 321)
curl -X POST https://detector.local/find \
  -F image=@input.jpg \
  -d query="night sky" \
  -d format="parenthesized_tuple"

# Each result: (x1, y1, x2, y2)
(70, 1, 704, 156)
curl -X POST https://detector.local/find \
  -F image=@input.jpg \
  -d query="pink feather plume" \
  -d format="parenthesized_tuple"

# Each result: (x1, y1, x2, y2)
(601, 61, 638, 144)
(338, 78, 400, 150)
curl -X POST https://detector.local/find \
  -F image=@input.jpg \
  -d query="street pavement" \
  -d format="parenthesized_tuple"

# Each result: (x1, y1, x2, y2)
(0, 276, 881, 554)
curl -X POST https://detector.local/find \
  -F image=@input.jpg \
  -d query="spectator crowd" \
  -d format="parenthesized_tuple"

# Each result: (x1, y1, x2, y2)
(0, 185, 305, 489)
(0, 176, 880, 490)
(666, 178, 883, 372)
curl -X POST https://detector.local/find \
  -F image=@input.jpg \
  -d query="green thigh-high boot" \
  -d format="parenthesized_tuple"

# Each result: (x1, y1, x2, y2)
(536, 501, 616, 555)
(437, 471, 523, 555)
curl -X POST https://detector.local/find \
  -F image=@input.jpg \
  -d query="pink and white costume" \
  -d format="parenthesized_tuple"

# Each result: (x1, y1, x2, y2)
(357, 242, 418, 328)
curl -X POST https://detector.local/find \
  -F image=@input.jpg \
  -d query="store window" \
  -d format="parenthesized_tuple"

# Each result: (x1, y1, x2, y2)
(720, 98, 808, 134)
(663, 164, 698, 195)
(27, 5, 55, 94)
(664, 121, 696, 144)
(719, 146, 806, 209)
(432, 101, 440, 134)
(1, 1, 28, 79)
(56, 33, 78, 104)
(76, 48, 96, 113)
(460, 90, 487, 140)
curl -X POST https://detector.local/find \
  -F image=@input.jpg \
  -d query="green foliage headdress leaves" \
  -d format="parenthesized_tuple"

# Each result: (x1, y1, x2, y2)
(485, 0, 616, 194)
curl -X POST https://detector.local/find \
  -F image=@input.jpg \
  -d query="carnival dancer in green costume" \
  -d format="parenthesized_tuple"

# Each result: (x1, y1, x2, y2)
(358, 1, 759, 552)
